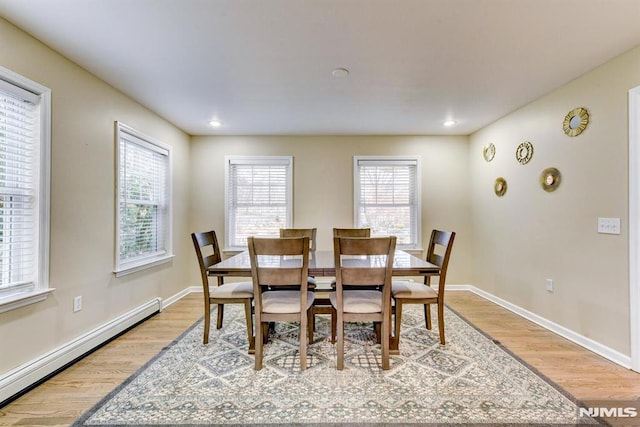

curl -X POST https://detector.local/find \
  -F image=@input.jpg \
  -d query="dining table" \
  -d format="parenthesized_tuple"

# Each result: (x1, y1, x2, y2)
(207, 249, 440, 354)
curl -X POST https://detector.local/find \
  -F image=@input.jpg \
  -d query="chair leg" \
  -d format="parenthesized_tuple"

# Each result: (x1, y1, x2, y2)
(437, 301, 445, 345)
(307, 309, 314, 344)
(300, 310, 308, 371)
(244, 300, 255, 353)
(262, 323, 270, 344)
(394, 300, 403, 351)
(203, 301, 211, 345)
(337, 315, 344, 370)
(217, 304, 225, 329)
(330, 308, 337, 344)
(425, 304, 432, 330)
(381, 317, 390, 370)
(374, 322, 381, 344)
(255, 316, 263, 370)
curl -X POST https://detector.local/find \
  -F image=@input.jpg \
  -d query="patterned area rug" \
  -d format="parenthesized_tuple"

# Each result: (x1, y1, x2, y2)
(73, 304, 601, 426)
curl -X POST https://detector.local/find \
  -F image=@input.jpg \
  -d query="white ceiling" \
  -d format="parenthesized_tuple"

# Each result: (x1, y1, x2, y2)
(1, 0, 639, 136)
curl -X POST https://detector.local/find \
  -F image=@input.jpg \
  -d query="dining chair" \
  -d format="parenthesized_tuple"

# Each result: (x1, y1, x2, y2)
(331, 236, 396, 370)
(191, 231, 254, 350)
(248, 236, 315, 370)
(392, 229, 456, 346)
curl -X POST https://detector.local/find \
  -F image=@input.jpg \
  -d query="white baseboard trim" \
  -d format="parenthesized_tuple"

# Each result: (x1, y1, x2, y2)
(161, 286, 199, 310)
(0, 297, 162, 404)
(447, 284, 632, 369)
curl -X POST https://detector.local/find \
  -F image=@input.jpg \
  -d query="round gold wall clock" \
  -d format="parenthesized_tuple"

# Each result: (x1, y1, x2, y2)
(515, 141, 533, 165)
(540, 167, 561, 192)
(563, 107, 589, 137)
(483, 143, 496, 162)
(494, 177, 507, 197)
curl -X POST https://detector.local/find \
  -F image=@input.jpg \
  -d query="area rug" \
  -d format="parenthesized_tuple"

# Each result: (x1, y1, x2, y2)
(72, 304, 601, 426)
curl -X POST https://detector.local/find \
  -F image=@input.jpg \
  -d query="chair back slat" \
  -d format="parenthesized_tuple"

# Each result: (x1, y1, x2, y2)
(333, 228, 371, 238)
(257, 268, 306, 287)
(336, 236, 390, 255)
(341, 267, 387, 287)
(250, 236, 307, 256)
(280, 228, 317, 251)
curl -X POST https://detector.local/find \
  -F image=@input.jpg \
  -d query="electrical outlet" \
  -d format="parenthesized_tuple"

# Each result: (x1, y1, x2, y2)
(73, 296, 82, 312)
(598, 217, 621, 234)
(545, 279, 553, 293)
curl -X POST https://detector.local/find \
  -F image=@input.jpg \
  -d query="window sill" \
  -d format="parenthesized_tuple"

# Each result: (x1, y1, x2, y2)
(114, 254, 174, 278)
(0, 288, 56, 314)
(399, 247, 424, 255)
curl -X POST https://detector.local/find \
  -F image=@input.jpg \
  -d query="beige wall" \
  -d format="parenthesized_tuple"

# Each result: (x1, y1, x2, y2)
(188, 135, 473, 286)
(469, 45, 640, 355)
(0, 18, 192, 373)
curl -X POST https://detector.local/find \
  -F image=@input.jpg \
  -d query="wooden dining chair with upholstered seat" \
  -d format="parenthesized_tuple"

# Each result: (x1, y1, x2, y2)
(248, 236, 314, 370)
(392, 229, 455, 347)
(331, 236, 396, 370)
(191, 231, 254, 350)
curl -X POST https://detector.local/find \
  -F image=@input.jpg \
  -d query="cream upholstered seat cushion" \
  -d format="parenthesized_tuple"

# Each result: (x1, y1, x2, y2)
(329, 290, 382, 313)
(392, 280, 437, 299)
(209, 281, 254, 298)
(262, 290, 315, 314)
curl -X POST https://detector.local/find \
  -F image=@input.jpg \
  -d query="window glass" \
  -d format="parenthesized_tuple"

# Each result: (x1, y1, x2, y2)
(225, 156, 292, 250)
(115, 123, 171, 275)
(0, 67, 51, 311)
(354, 156, 421, 249)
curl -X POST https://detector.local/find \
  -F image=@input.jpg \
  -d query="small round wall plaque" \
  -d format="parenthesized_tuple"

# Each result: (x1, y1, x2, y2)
(540, 167, 561, 192)
(494, 177, 507, 197)
(483, 143, 496, 162)
(516, 141, 533, 165)
(563, 107, 589, 137)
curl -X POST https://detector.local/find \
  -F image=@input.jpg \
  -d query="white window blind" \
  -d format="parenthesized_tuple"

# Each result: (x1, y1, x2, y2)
(354, 156, 421, 249)
(116, 123, 171, 274)
(225, 156, 292, 249)
(0, 67, 51, 312)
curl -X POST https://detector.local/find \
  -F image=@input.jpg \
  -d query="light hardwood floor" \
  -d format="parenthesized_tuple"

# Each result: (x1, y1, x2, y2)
(1, 291, 639, 426)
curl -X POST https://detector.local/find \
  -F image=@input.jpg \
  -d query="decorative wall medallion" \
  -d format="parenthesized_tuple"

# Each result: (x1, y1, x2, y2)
(563, 107, 589, 137)
(483, 143, 496, 162)
(494, 177, 507, 197)
(540, 167, 561, 192)
(515, 141, 534, 165)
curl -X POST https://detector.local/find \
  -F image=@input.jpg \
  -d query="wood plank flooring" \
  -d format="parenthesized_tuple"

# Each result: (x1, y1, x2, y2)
(1, 291, 639, 426)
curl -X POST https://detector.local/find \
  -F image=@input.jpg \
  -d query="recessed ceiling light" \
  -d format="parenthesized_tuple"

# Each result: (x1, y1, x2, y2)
(331, 67, 349, 78)
(209, 120, 221, 127)
(443, 120, 457, 127)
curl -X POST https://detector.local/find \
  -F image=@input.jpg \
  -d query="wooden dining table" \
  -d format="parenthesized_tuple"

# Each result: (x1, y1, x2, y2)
(208, 249, 439, 278)
(207, 249, 440, 354)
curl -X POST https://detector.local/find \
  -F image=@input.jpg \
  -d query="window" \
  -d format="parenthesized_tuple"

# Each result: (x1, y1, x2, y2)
(354, 156, 421, 250)
(115, 122, 172, 276)
(0, 67, 51, 313)
(225, 156, 293, 250)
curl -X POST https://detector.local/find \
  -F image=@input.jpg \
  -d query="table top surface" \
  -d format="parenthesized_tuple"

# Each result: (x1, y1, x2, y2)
(208, 249, 439, 277)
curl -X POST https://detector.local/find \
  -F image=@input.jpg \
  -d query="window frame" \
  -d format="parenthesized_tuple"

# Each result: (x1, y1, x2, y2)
(353, 155, 422, 251)
(114, 122, 173, 277)
(224, 155, 293, 251)
(0, 67, 52, 313)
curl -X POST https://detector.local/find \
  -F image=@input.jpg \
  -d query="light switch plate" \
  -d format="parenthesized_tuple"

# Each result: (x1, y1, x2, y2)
(597, 217, 621, 235)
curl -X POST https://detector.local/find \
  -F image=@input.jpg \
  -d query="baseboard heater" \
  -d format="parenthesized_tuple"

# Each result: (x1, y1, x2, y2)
(0, 297, 162, 406)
